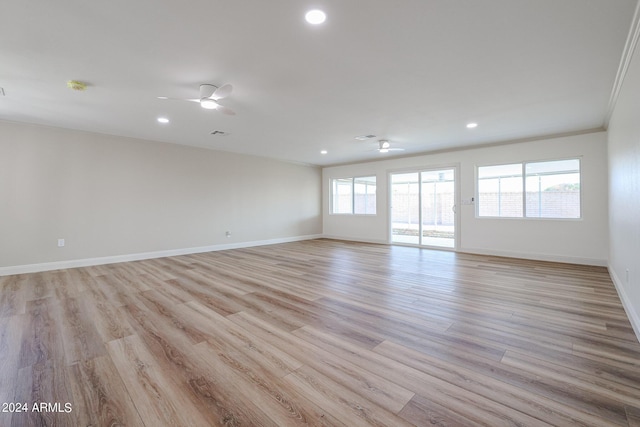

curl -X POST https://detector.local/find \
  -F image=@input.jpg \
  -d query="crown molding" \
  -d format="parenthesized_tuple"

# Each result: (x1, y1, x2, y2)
(605, 0, 640, 128)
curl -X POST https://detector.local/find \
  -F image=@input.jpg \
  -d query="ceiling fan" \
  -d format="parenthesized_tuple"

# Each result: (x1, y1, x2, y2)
(159, 83, 236, 115)
(376, 140, 404, 153)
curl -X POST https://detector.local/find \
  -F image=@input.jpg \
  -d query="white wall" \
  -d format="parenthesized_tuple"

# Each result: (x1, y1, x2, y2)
(0, 121, 322, 273)
(607, 33, 640, 339)
(323, 132, 609, 266)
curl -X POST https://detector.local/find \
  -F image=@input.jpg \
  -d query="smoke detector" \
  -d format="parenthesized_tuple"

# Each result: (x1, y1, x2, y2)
(67, 80, 88, 91)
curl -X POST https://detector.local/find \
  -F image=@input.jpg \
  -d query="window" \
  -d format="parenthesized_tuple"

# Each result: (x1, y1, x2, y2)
(331, 176, 376, 214)
(525, 159, 580, 218)
(332, 178, 353, 214)
(478, 159, 580, 219)
(477, 163, 523, 217)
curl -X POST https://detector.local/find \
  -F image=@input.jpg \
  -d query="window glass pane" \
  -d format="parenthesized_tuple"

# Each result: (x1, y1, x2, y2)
(478, 163, 522, 179)
(332, 178, 352, 214)
(478, 164, 523, 217)
(525, 159, 579, 175)
(354, 176, 376, 214)
(525, 160, 580, 218)
(391, 173, 420, 243)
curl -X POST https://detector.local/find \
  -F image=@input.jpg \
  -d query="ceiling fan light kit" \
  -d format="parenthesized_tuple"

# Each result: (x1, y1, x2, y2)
(158, 83, 236, 115)
(200, 98, 219, 109)
(377, 139, 404, 153)
(198, 83, 232, 111)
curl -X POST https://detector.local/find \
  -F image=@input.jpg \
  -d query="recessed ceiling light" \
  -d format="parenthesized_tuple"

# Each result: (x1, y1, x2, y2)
(157, 117, 169, 124)
(466, 122, 478, 129)
(320, 150, 328, 155)
(305, 9, 326, 25)
(157, 96, 168, 100)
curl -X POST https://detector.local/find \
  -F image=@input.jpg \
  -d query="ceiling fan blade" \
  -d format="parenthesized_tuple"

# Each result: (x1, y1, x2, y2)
(157, 96, 199, 102)
(377, 147, 404, 153)
(211, 84, 232, 100)
(217, 105, 236, 116)
(199, 84, 216, 99)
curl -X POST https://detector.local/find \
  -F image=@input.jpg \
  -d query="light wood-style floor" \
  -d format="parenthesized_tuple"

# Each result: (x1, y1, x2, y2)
(1, 239, 639, 426)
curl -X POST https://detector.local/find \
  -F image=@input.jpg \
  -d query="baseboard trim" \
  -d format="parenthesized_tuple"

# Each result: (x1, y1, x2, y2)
(0, 234, 324, 276)
(320, 239, 607, 266)
(609, 265, 640, 344)
(458, 247, 607, 267)
(321, 235, 389, 245)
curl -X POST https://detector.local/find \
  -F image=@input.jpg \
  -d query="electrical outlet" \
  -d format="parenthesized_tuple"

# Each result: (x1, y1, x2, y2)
(57, 238, 65, 247)
(225, 231, 231, 238)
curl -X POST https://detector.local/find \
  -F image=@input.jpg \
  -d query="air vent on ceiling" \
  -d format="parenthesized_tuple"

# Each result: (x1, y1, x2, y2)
(210, 130, 230, 136)
(355, 134, 376, 141)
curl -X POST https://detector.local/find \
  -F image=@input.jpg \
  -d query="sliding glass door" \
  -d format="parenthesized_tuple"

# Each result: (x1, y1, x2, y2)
(391, 168, 456, 248)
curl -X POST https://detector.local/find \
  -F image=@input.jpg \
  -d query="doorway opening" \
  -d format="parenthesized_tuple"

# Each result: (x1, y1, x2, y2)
(390, 168, 456, 249)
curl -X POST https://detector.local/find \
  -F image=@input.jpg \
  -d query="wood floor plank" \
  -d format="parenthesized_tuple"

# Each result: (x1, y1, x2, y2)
(62, 266, 101, 294)
(76, 287, 134, 343)
(125, 299, 284, 426)
(193, 339, 339, 426)
(66, 355, 145, 427)
(22, 272, 56, 302)
(375, 340, 629, 426)
(0, 239, 638, 426)
(106, 334, 214, 427)
(91, 274, 139, 308)
(448, 318, 640, 389)
(47, 297, 107, 365)
(382, 330, 632, 425)
(291, 323, 558, 427)
(501, 350, 640, 408)
(398, 393, 490, 427)
(175, 300, 305, 377)
(0, 314, 25, 427)
(136, 289, 209, 344)
(627, 405, 640, 427)
(139, 276, 195, 305)
(168, 270, 251, 314)
(284, 364, 415, 427)
(13, 360, 76, 427)
(573, 341, 640, 366)
(0, 275, 27, 317)
(227, 311, 416, 415)
(18, 299, 65, 369)
(49, 271, 80, 303)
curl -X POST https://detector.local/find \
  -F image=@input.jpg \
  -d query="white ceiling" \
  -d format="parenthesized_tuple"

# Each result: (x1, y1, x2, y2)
(0, 0, 637, 166)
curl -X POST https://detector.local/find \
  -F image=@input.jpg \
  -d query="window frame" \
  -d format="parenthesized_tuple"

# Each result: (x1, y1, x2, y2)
(476, 157, 582, 220)
(330, 175, 377, 215)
